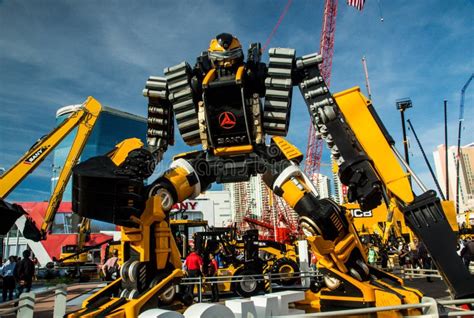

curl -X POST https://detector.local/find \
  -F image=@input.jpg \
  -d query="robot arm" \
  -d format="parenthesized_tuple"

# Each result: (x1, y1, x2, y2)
(143, 76, 174, 162)
(292, 53, 383, 211)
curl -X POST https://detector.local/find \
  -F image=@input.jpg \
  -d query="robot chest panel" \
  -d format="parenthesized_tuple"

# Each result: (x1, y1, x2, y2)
(203, 82, 253, 147)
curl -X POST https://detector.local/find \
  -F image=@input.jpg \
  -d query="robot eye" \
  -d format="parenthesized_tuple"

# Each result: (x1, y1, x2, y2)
(216, 33, 234, 49)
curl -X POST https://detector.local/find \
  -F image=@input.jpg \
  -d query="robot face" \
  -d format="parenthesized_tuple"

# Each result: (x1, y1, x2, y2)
(208, 33, 243, 69)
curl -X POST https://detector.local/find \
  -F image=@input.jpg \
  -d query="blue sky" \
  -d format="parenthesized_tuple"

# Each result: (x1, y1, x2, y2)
(0, 0, 473, 202)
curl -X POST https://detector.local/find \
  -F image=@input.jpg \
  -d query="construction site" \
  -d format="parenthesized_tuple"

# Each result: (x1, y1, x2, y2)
(0, 0, 473, 317)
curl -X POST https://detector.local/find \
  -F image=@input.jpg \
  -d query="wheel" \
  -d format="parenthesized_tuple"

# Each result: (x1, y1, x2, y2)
(148, 270, 177, 306)
(128, 289, 139, 300)
(272, 258, 299, 286)
(310, 278, 323, 293)
(119, 289, 130, 298)
(233, 269, 263, 298)
(120, 260, 133, 282)
(158, 285, 176, 305)
(128, 260, 140, 283)
(356, 259, 370, 276)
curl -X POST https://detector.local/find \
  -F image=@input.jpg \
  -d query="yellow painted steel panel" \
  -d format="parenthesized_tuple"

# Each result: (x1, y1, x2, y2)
(334, 87, 414, 203)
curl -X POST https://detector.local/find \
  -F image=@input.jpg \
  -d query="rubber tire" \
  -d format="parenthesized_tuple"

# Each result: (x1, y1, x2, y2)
(148, 269, 176, 306)
(272, 258, 299, 286)
(233, 269, 263, 298)
(158, 285, 176, 305)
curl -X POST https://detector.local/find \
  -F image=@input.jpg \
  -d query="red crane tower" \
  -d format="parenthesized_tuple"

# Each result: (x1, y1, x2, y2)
(273, 0, 339, 237)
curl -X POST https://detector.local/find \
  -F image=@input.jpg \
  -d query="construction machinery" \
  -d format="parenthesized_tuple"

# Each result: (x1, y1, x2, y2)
(59, 218, 92, 265)
(307, 87, 474, 303)
(67, 34, 473, 317)
(193, 227, 300, 297)
(170, 219, 208, 258)
(0, 97, 101, 243)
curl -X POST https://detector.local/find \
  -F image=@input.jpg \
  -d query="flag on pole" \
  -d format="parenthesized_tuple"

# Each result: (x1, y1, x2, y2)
(347, 0, 365, 10)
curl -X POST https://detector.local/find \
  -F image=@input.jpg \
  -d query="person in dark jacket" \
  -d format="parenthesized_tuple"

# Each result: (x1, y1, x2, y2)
(461, 239, 474, 270)
(417, 242, 432, 282)
(17, 250, 35, 295)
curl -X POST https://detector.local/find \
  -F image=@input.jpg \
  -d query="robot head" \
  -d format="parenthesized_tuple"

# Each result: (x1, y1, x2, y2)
(208, 33, 244, 69)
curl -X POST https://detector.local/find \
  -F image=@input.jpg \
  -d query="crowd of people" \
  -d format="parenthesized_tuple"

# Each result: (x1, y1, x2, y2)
(0, 250, 36, 302)
(357, 236, 474, 282)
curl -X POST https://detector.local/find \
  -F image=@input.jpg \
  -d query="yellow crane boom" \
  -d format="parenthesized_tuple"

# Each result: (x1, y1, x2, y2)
(0, 97, 102, 241)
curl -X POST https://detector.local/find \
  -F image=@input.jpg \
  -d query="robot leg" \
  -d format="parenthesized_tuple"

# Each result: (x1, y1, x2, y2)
(263, 163, 370, 281)
(264, 163, 422, 311)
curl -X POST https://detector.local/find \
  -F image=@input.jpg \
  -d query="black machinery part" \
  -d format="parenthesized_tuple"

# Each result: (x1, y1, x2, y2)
(72, 155, 145, 228)
(402, 190, 474, 299)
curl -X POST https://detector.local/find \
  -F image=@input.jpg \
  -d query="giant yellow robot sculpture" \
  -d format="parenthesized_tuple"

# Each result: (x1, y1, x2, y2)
(70, 33, 472, 317)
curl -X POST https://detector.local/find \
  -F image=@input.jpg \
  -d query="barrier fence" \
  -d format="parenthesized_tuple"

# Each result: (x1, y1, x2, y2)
(0, 270, 472, 317)
(0, 282, 102, 318)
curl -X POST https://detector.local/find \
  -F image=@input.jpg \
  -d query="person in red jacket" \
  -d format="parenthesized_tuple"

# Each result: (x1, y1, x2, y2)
(184, 248, 203, 299)
(207, 253, 219, 302)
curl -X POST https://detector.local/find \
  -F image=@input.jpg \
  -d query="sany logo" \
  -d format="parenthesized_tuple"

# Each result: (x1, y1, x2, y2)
(351, 209, 373, 218)
(24, 146, 48, 165)
(218, 111, 236, 129)
(171, 201, 198, 211)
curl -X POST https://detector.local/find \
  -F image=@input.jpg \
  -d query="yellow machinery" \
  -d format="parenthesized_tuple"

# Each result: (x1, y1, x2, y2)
(67, 34, 473, 317)
(459, 210, 474, 240)
(194, 228, 300, 297)
(59, 218, 92, 265)
(0, 97, 101, 244)
(345, 202, 415, 245)
(169, 219, 208, 258)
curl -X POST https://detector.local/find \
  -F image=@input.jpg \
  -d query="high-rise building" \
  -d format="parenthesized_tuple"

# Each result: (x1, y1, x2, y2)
(314, 174, 331, 199)
(332, 170, 344, 204)
(223, 174, 271, 224)
(433, 143, 474, 213)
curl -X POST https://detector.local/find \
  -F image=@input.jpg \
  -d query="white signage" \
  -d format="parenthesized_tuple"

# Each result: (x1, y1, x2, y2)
(139, 291, 305, 318)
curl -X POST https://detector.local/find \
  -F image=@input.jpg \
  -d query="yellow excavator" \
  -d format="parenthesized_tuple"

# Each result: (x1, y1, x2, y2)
(0, 97, 101, 252)
(59, 218, 92, 265)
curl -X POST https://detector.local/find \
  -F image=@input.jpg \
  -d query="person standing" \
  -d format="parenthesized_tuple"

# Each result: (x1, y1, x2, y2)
(417, 242, 432, 282)
(379, 246, 389, 269)
(399, 243, 414, 281)
(461, 239, 474, 271)
(184, 248, 203, 300)
(207, 254, 219, 302)
(102, 250, 120, 281)
(367, 243, 378, 266)
(1, 256, 17, 301)
(17, 250, 35, 295)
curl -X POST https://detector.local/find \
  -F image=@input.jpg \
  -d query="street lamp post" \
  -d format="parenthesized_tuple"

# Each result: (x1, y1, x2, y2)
(396, 98, 413, 185)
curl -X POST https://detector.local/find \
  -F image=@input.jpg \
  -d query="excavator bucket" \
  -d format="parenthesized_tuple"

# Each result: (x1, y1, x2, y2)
(402, 190, 474, 299)
(23, 217, 42, 242)
(0, 199, 26, 235)
(0, 199, 42, 242)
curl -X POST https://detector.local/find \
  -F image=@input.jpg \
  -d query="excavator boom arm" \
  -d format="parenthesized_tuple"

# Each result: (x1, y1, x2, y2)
(40, 98, 102, 236)
(0, 97, 101, 240)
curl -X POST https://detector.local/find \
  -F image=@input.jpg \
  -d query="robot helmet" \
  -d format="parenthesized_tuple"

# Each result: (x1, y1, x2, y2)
(208, 33, 243, 68)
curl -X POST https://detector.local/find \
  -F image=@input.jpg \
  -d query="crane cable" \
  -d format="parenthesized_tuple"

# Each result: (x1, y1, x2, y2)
(261, 0, 293, 53)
